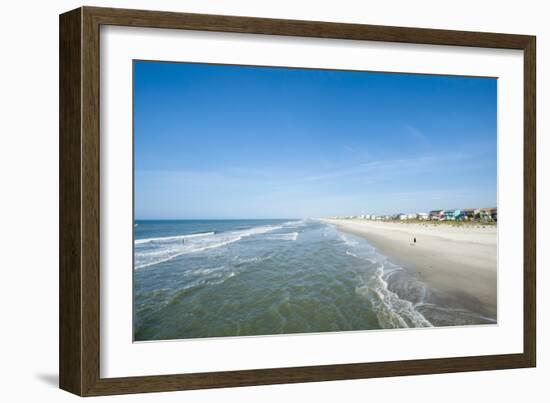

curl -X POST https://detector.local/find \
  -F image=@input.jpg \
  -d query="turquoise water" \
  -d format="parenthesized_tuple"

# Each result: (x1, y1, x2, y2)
(133, 219, 492, 341)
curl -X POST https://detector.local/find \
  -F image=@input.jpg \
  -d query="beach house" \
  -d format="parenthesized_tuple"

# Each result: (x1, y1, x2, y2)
(442, 210, 456, 220)
(417, 213, 429, 220)
(453, 209, 467, 220)
(429, 210, 443, 220)
(474, 207, 497, 221)
(462, 208, 475, 220)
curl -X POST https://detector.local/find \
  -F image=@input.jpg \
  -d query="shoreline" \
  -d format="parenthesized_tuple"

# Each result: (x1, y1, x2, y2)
(323, 219, 497, 319)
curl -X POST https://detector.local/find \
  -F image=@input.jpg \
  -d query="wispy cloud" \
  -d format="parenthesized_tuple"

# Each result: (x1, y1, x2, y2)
(301, 152, 469, 183)
(403, 124, 429, 144)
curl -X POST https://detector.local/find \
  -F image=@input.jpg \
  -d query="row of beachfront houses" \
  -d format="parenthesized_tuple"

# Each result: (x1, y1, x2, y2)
(335, 207, 497, 222)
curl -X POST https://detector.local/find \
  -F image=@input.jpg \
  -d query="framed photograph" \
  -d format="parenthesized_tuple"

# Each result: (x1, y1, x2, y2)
(59, 6, 536, 396)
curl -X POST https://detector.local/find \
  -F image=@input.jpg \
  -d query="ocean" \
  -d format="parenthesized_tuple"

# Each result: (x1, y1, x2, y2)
(133, 219, 493, 341)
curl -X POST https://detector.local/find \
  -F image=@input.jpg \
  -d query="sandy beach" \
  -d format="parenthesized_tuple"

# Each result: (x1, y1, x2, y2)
(324, 219, 497, 319)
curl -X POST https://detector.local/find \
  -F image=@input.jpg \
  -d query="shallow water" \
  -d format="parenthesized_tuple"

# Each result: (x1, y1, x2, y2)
(133, 219, 494, 341)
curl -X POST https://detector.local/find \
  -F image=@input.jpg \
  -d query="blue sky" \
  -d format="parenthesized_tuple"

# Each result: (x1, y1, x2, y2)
(134, 61, 497, 219)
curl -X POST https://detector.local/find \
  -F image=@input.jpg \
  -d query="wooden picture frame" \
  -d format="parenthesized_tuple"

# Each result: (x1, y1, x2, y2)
(59, 6, 536, 396)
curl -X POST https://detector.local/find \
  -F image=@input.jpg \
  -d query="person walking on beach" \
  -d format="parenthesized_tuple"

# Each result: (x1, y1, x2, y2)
(414, 237, 416, 244)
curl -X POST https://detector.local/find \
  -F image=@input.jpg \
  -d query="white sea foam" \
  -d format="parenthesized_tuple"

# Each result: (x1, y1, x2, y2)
(134, 232, 215, 245)
(339, 234, 358, 247)
(356, 264, 433, 328)
(414, 302, 497, 324)
(261, 232, 298, 241)
(346, 250, 376, 264)
(281, 220, 306, 229)
(234, 252, 276, 265)
(134, 225, 282, 269)
(341, 232, 432, 328)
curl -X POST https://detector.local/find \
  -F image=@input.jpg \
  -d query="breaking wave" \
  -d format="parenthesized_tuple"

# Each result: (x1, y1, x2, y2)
(134, 225, 282, 269)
